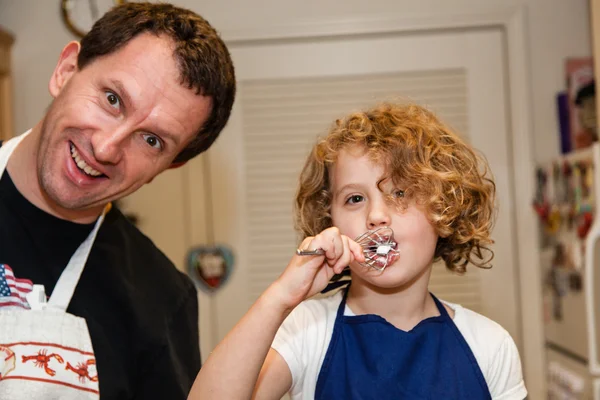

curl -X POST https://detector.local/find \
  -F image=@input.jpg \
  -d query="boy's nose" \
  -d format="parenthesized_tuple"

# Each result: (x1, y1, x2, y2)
(367, 200, 392, 229)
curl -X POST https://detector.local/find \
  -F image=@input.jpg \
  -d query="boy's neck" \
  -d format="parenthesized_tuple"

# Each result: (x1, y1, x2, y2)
(346, 266, 453, 331)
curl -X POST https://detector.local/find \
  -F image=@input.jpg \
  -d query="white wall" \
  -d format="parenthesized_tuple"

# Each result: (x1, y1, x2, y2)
(0, 0, 592, 163)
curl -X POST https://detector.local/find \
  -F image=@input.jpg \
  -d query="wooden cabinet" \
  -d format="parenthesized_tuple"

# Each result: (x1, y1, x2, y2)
(593, 1, 600, 122)
(0, 27, 14, 141)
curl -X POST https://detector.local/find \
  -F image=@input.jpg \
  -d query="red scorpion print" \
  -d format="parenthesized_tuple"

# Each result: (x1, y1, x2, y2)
(21, 349, 65, 376)
(65, 359, 98, 383)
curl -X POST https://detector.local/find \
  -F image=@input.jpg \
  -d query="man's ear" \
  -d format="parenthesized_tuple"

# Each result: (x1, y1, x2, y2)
(145, 162, 187, 185)
(49, 41, 81, 98)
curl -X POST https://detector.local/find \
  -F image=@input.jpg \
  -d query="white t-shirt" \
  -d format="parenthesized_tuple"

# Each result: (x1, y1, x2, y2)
(271, 290, 527, 400)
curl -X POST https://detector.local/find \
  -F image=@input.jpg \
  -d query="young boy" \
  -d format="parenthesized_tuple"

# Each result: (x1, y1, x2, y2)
(188, 103, 527, 400)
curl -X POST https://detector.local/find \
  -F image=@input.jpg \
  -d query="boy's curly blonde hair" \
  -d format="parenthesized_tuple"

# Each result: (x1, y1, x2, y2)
(294, 103, 496, 273)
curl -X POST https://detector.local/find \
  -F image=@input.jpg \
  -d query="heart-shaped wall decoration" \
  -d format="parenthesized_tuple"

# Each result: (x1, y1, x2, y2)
(187, 245, 235, 294)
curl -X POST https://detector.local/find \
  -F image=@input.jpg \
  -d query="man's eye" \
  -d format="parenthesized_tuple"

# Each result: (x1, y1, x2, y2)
(346, 195, 364, 204)
(142, 133, 162, 150)
(105, 91, 120, 109)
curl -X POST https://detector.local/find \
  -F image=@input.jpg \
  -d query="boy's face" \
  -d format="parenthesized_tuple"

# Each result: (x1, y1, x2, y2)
(37, 33, 212, 214)
(329, 146, 438, 289)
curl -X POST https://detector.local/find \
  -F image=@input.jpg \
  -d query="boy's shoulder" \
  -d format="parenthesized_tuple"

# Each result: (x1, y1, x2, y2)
(443, 301, 527, 398)
(290, 290, 344, 322)
(445, 301, 512, 350)
(277, 291, 345, 339)
(443, 300, 519, 375)
(304, 290, 345, 309)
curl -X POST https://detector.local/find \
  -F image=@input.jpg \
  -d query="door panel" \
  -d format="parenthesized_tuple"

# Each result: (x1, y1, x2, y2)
(123, 28, 522, 364)
(206, 28, 520, 352)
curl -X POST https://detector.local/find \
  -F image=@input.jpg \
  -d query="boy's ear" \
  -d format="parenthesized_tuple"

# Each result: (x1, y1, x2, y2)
(49, 41, 81, 98)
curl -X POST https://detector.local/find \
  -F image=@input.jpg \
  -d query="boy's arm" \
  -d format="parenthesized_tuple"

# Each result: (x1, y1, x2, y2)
(487, 334, 527, 400)
(188, 285, 293, 400)
(188, 228, 363, 400)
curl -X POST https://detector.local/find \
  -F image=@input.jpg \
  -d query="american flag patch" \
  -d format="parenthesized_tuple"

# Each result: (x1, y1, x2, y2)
(0, 264, 33, 309)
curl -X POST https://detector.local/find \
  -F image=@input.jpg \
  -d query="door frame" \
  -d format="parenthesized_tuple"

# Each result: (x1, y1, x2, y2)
(0, 27, 14, 141)
(220, 6, 544, 398)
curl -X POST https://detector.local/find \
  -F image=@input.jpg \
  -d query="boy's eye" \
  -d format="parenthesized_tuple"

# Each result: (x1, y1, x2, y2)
(346, 195, 364, 204)
(393, 189, 405, 198)
(105, 91, 121, 109)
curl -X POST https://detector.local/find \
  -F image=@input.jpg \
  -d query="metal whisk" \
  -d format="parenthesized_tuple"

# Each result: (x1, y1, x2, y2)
(296, 227, 399, 272)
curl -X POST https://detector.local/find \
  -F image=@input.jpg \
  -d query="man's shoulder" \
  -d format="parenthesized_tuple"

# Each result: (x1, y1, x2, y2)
(100, 207, 171, 265)
(99, 207, 196, 297)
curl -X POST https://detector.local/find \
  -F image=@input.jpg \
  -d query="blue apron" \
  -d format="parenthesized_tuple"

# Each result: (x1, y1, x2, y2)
(315, 288, 492, 399)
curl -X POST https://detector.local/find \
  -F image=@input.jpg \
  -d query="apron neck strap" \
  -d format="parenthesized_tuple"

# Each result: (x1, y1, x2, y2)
(0, 131, 30, 180)
(337, 287, 451, 321)
(335, 285, 351, 318)
(47, 203, 111, 311)
(430, 293, 450, 318)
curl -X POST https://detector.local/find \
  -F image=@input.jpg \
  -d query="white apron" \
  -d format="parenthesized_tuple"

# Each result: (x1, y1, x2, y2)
(0, 131, 104, 399)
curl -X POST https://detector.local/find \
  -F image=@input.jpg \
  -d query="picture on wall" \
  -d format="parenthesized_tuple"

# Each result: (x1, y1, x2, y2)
(566, 57, 597, 150)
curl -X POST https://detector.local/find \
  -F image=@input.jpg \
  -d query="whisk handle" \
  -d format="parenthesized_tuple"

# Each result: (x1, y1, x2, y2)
(296, 248, 325, 256)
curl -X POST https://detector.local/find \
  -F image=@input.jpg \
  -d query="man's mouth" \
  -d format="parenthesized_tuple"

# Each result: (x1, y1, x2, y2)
(69, 143, 104, 178)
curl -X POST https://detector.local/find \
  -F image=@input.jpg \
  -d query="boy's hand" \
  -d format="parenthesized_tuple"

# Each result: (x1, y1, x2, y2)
(266, 227, 365, 313)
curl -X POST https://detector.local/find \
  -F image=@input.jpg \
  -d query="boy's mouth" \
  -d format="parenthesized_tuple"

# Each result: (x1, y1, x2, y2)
(363, 238, 399, 270)
(69, 142, 105, 178)
(355, 227, 399, 271)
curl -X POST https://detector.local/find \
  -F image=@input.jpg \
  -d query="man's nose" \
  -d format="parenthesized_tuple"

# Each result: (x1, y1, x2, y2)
(91, 128, 129, 165)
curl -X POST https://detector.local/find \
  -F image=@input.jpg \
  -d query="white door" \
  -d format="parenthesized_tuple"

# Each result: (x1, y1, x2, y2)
(198, 27, 521, 357)
(121, 27, 521, 365)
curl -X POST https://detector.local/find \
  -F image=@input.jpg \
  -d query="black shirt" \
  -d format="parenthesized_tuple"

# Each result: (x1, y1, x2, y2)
(0, 142, 201, 399)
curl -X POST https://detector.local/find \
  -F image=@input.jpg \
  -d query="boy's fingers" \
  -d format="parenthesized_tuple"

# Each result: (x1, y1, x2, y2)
(349, 239, 365, 263)
(331, 236, 352, 274)
(325, 233, 343, 266)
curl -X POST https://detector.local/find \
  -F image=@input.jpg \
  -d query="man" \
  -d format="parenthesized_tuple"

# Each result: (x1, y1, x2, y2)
(0, 3, 235, 399)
